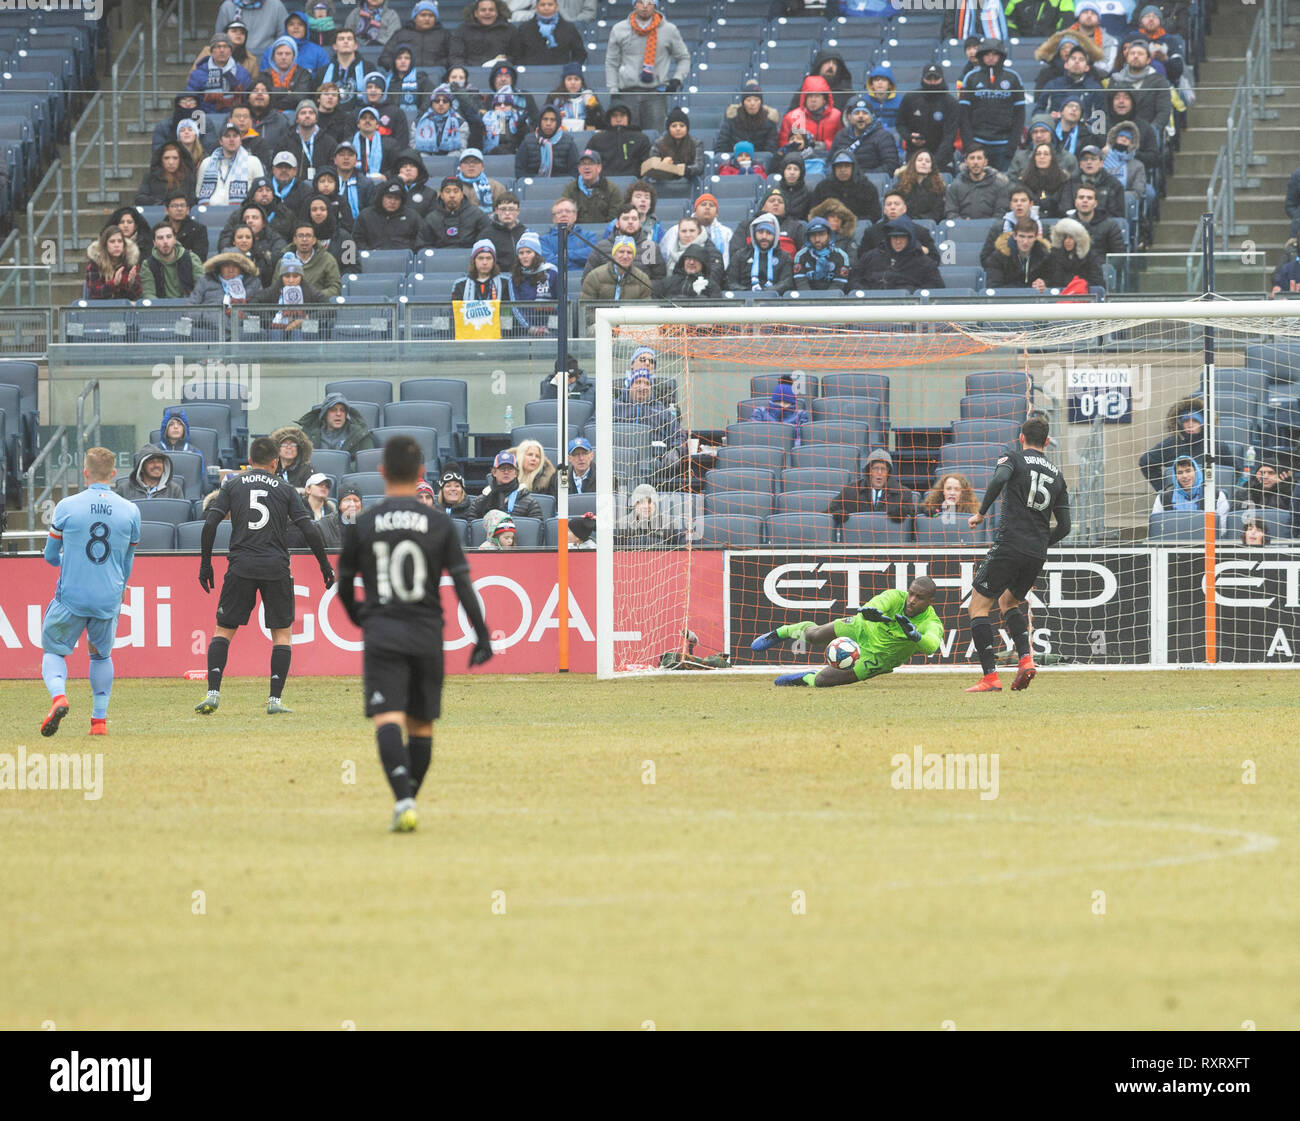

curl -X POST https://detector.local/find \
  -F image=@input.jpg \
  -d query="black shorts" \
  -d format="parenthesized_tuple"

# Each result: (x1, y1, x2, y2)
(973, 548, 1045, 602)
(216, 572, 296, 630)
(363, 646, 444, 722)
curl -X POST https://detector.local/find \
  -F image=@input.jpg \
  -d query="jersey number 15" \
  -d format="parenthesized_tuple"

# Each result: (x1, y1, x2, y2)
(1026, 470, 1053, 512)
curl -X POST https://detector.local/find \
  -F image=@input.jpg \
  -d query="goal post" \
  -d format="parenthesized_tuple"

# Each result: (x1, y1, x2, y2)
(594, 300, 1300, 679)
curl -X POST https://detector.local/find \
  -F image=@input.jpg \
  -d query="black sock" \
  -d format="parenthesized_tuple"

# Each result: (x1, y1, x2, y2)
(377, 723, 412, 801)
(207, 636, 229, 692)
(971, 617, 998, 675)
(408, 736, 432, 796)
(269, 644, 291, 699)
(1004, 608, 1030, 658)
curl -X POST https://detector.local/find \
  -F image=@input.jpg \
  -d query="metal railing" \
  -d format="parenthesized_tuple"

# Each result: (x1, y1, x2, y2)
(0, 230, 21, 306)
(24, 159, 64, 306)
(110, 26, 147, 161)
(23, 377, 100, 532)
(150, 0, 187, 112)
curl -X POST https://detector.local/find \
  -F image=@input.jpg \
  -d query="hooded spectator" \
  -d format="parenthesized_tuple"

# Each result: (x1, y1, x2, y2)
(269, 424, 315, 487)
(84, 225, 142, 301)
(807, 197, 859, 255)
(779, 75, 842, 153)
(642, 106, 705, 182)
(298, 392, 376, 455)
(1046, 216, 1104, 288)
(894, 149, 946, 222)
(747, 374, 810, 440)
(1103, 120, 1147, 199)
(353, 178, 421, 251)
(793, 49, 854, 115)
(830, 98, 900, 175)
(615, 484, 684, 549)
(117, 449, 185, 501)
(895, 63, 958, 171)
(589, 101, 651, 177)
(151, 92, 207, 154)
(772, 152, 812, 221)
(1152, 455, 1229, 528)
(155, 407, 207, 481)
(862, 63, 902, 131)
(1138, 396, 1226, 493)
(854, 190, 938, 265)
(218, 201, 289, 283)
(379, 0, 452, 69)
(957, 37, 1025, 172)
(717, 140, 767, 179)
(726, 213, 794, 294)
(715, 79, 779, 154)
(828, 449, 915, 525)
(664, 242, 722, 300)
(259, 8, 331, 72)
(792, 216, 852, 293)
(660, 215, 724, 285)
(1108, 88, 1162, 179)
(515, 105, 579, 178)
(854, 218, 943, 293)
(214, 0, 290, 57)
(188, 250, 264, 310)
(480, 62, 537, 156)
(262, 35, 315, 108)
(387, 148, 434, 214)
(546, 62, 606, 131)
(383, 45, 434, 117)
(510, 0, 585, 65)
(478, 510, 518, 549)
(809, 151, 880, 222)
(604, 0, 691, 132)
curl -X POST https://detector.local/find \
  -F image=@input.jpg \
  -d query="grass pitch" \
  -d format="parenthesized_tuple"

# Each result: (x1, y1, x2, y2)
(1, 670, 1297, 1030)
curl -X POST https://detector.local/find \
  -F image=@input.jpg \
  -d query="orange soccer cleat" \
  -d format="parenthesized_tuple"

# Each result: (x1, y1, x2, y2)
(41, 695, 69, 737)
(964, 673, 1002, 693)
(1010, 656, 1038, 692)
(89, 718, 108, 736)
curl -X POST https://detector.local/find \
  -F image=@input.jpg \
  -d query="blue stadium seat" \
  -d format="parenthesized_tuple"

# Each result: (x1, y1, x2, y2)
(383, 400, 454, 455)
(705, 466, 777, 493)
(371, 425, 438, 467)
(937, 443, 1004, 472)
(782, 466, 853, 492)
(164, 450, 207, 501)
(966, 370, 1030, 397)
(959, 394, 1027, 422)
(777, 489, 836, 514)
(524, 398, 595, 430)
(789, 443, 861, 474)
(800, 420, 869, 448)
(1226, 508, 1292, 540)
(726, 421, 797, 451)
(765, 512, 836, 545)
(840, 513, 913, 545)
(132, 497, 194, 526)
(752, 371, 820, 402)
(136, 521, 176, 551)
(341, 471, 386, 496)
(309, 448, 352, 478)
(714, 445, 785, 472)
(951, 418, 1020, 447)
(400, 378, 469, 452)
(325, 378, 393, 406)
(469, 516, 545, 547)
(1147, 510, 1206, 542)
(359, 249, 415, 275)
(705, 489, 774, 519)
(913, 514, 989, 546)
(353, 448, 385, 472)
(693, 514, 765, 547)
(177, 520, 233, 551)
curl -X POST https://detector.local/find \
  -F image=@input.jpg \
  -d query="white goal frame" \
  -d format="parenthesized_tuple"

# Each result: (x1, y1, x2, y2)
(593, 299, 1299, 679)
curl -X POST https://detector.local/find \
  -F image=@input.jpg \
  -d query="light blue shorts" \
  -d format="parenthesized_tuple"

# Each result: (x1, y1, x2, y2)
(41, 599, 118, 658)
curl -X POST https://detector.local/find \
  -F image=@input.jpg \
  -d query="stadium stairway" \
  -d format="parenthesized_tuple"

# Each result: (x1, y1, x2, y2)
(1146, 3, 1300, 294)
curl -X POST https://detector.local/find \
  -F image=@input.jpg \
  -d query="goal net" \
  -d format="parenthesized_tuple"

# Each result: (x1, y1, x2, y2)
(592, 300, 1300, 677)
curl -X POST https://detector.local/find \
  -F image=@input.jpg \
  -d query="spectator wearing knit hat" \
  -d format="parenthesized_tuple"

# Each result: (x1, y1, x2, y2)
(435, 467, 474, 516)
(747, 375, 810, 443)
(726, 213, 793, 295)
(450, 238, 516, 301)
(379, 1, 452, 69)
(187, 34, 252, 112)
(580, 236, 653, 324)
(605, 0, 691, 133)
(641, 107, 705, 182)
(509, 0, 586, 66)
(715, 79, 780, 155)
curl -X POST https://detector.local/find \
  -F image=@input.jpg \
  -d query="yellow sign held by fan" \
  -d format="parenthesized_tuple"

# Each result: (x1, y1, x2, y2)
(453, 299, 501, 341)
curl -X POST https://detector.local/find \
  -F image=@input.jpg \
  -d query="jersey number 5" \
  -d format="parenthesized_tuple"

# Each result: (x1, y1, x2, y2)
(1027, 470, 1052, 512)
(373, 540, 428, 604)
(248, 489, 270, 530)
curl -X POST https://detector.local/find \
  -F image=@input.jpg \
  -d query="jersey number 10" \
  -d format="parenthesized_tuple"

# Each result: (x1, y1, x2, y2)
(373, 540, 428, 604)
(1026, 471, 1053, 511)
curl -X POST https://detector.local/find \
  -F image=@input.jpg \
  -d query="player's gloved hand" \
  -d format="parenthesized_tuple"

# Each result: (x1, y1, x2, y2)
(319, 561, 335, 589)
(894, 613, 922, 642)
(469, 639, 494, 666)
(198, 561, 214, 593)
(858, 606, 888, 623)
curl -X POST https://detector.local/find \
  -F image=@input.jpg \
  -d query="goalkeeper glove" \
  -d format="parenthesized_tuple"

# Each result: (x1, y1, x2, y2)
(894, 613, 922, 642)
(859, 606, 887, 623)
(470, 637, 494, 666)
(319, 561, 335, 590)
(198, 560, 214, 593)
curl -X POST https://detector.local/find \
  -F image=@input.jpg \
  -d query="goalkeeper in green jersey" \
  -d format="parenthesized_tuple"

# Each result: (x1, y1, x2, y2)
(751, 577, 945, 687)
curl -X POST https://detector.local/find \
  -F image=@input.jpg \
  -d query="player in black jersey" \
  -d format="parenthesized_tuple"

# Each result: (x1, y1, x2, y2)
(965, 414, 1071, 693)
(337, 435, 493, 833)
(195, 436, 336, 715)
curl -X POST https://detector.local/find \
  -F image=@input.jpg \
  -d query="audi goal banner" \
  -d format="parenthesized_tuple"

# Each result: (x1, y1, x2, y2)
(0, 552, 598, 678)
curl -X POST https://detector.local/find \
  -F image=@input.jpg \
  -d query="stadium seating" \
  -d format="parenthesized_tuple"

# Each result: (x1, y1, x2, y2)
(177, 520, 232, 551)
(693, 514, 765, 547)
(840, 513, 913, 545)
(705, 490, 774, 519)
(469, 516, 545, 548)
(726, 421, 797, 451)
(765, 512, 836, 546)
(714, 445, 785, 472)
(310, 448, 352, 479)
(914, 515, 989, 546)
(132, 498, 194, 526)
(326, 379, 393, 407)
(777, 489, 836, 514)
(705, 467, 778, 495)
(1226, 508, 1293, 540)
(137, 521, 176, 551)
(1147, 511, 1207, 542)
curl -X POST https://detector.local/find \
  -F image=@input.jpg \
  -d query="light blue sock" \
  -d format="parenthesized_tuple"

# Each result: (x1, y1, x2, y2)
(42, 652, 68, 699)
(88, 655, 114, 719)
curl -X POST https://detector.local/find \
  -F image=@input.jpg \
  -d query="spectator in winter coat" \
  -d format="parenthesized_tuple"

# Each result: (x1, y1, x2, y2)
(895, 63, 958, 171)
(1131, 5, 1187, 83)
(580, 236, 653, 322)
(727, 213, 794, 295)
(455, 147, 508, 209)
(984, 220, 1053, 290)
(141, 225, 204, 299)
(509, 0, 586, 65)
(613, 350, 686, 464)
(1053, 95, 1103, 160)
(515, 106, 578, 177)
(298, 392, 376, 456)
(214, 0, 289, 56)
(451, 0, 514, 66)
(1046, 216, 1105, 289)
(156, 408, 209, 482)
(200, 16, 259, 80)
(731, 188, 804, 259)
(222, 209, 288, 286)
(794, 49, 855, 116)
(779, 76, 843, 153)
(349, 105, 397, 178)
(1102, 121, 1147, 200)
(1035, 41, 1106, 120)
(582, 204, 666, 294)
(810, 151, 881, 222)
(660, 216, 725, 286)
(247, 80, 293, 152)
(546, 62, 606, 131)
(379, 1, 452, 69)
(715, 80, 780, 155)
(1151, 457, 1230, 529)
(945, 146, 1012, 220)
(1108, 89, 1162, 182)
(413, 86, 472, 154)
(828, 449, 915, 525)
(384, 47, 435, 117)
(260, 9, 331, 72)
(1060, 144, 1125, 219)
(717, 141, 767, 180)
(418, 176, 491, 248)
(1107, 39, 1172, 131)
(273, 222, 342, 296)
(434, 466, 474, 517)
(358, 72, 412, 151)
(136, 143, 198, 207)
(353, 179, 422, 250)
(830, 99, 901, 175)
(854, 217, 943, 293)
(1067, 0, 1120, 74)
(691, 193, 734, 266)
(1030, 30, 1101, 94)
(470, 450, 546, 520)
(641, 107, 706, 183)
(1008, 114, 1080, 182)
(560, 149, 625, 224)
(1241, 458, 1293, 511)
(1065, 184, 1127, 262)
(512, 231, 559, 331)
(1138, 396, 1226, 493)
(863, 64, 902, 132)
(269, 424, 315, 488)
(604, 0, 691, 132)
(589, 102, 651, 177)
(747, 375, 810, 442)
(793, 217, 852, 293)
(117, 449, 186, 501)
(353, 0, 401, 47)
(664, 243, 722, 300)
(313, 26, 368, 104)
(1019, 144, 1072, 219)
(450, 239, 517, 303)
(980, 187, 1043, 270)
(285, 99, 339, 182)
(807, 198, 858, 256)
(485, 193, 526, 270)
(197, 125, 267, 207)
(894, 149, 946, 222)
(151, 92, 205, 154)
(537, 198, 600, 267)
(84, 225, 142, 301)
(332, 141, 377, 222)
(188, 251, 264, 335)
(481, 63, 538, 156)
(160, 192, 210, 260)
(958, 38, 1025, 172)
(772, 152, 813, 221)
(385, 149, 434, 214)
(187, 34, 251, 112)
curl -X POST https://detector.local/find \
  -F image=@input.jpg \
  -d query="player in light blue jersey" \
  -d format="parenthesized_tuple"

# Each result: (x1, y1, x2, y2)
(40, 448, 141, 736)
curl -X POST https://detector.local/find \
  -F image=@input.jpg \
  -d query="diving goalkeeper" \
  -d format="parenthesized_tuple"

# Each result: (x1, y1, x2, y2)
(751, 576, 944, 687)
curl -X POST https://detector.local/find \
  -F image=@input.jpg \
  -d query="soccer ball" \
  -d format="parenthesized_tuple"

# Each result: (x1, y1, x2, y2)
(825, 637, 860, 670)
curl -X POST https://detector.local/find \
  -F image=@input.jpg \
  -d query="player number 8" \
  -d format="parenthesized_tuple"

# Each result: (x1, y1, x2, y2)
(85, 521, 111, 564)
(373, 540, 428, 604)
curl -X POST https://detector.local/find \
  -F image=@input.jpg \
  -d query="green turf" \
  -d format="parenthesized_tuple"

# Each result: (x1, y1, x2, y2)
(1, 671, 1297, 1030)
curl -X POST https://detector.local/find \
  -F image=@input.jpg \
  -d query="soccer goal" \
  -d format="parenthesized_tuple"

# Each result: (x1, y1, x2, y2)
(592, 299, 1300, 678)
